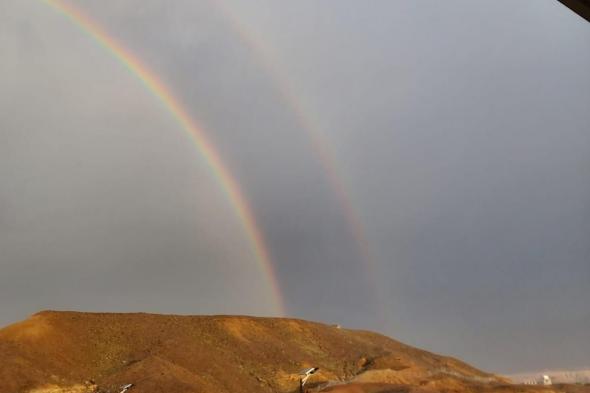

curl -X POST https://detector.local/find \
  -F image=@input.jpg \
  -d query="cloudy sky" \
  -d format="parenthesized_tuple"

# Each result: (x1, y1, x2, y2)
(1, 0, 589, 374)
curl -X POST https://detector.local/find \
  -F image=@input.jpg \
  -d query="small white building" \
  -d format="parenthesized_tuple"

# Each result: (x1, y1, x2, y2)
(543, 375, 552, 385)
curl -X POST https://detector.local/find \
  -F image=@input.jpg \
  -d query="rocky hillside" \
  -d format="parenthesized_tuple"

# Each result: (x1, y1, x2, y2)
(0, 311, 537, 393)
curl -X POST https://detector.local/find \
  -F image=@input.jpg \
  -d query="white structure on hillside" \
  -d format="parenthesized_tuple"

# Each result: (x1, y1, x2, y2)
(543, 375, 552, 385)
(521, 374, 552, 385)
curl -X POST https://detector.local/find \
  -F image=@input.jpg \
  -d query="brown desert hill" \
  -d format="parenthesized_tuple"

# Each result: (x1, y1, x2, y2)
(0, 311, 506, 393)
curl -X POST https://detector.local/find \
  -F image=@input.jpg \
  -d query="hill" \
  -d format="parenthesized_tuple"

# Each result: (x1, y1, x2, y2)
(507, 369, 590, 384)
(0, 311, 583, 393)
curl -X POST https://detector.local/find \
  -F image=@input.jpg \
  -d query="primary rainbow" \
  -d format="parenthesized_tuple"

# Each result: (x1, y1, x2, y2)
(41, 0, 286, 315)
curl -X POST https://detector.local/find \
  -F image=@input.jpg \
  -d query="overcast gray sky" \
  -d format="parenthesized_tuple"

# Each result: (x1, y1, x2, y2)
(1, 0, 588, 374)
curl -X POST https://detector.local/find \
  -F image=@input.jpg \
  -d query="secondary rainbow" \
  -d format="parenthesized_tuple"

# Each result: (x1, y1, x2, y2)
(41, 0, 286, 315)
(212, 0, 383, 304)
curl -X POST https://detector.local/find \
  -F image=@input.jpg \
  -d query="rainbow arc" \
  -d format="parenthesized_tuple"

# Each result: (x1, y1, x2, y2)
(42, 0, 286, 315)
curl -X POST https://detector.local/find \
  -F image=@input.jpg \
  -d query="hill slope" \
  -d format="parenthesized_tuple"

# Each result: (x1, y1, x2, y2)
(507, 369, 590, 384)
(0, 311, 507, 393)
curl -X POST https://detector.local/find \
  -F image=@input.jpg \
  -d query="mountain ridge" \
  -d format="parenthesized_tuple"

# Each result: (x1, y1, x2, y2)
(506, 369, 590, 384)
(0, 311, 581, 393)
